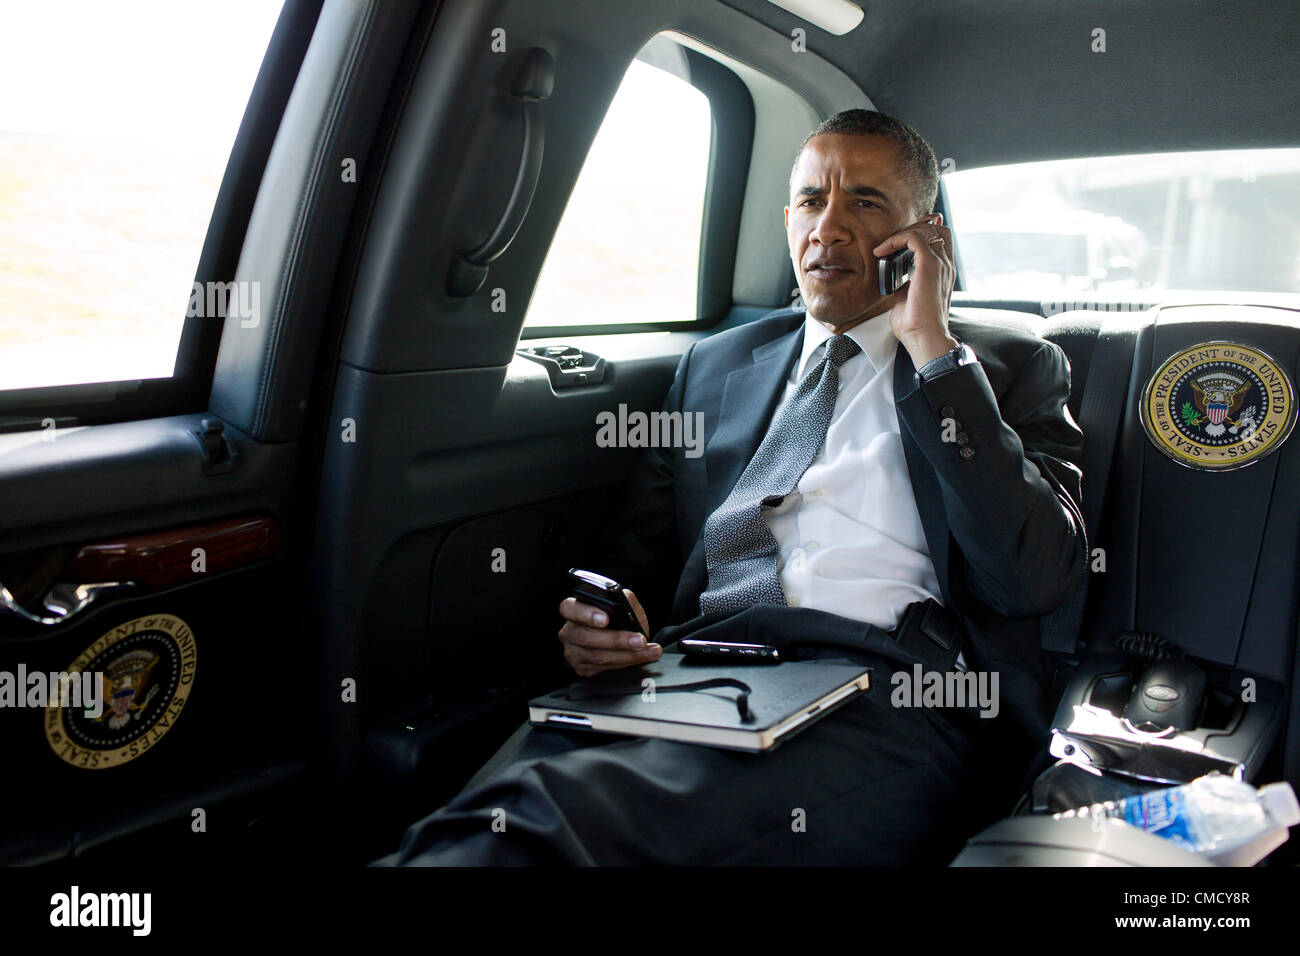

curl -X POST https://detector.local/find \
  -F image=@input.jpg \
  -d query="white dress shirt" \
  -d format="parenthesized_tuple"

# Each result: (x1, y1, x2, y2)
(763, 308, 946, 633)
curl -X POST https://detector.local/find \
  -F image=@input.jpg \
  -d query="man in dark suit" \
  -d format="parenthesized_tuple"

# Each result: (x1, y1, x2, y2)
(382, 109, 1086, 866)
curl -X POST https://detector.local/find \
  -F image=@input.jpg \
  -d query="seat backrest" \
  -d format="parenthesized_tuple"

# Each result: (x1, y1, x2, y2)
(1042, 305, 1300, 795)
(1040, 312, 1101, 426)
(1044, 305, 1300, 679)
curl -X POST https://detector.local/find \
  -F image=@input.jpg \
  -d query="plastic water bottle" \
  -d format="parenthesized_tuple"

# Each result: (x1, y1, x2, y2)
(1053, 774, 1300, 866)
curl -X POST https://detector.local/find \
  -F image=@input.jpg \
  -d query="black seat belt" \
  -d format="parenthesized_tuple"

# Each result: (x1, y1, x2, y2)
(1040, 315, 1143, 657)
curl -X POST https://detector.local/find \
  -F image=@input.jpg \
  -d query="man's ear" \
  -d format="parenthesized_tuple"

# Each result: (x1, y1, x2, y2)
(784, 206, 789, 229)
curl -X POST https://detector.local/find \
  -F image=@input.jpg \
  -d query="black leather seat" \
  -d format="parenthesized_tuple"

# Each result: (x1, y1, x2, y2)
(1039, 305, 1300, 854)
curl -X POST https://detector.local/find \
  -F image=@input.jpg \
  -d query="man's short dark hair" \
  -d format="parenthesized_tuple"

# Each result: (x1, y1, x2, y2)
(791, 109, 939, 218)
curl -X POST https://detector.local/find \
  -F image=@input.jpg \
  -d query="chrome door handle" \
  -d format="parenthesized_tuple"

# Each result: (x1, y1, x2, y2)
(1, 580, 138, 628)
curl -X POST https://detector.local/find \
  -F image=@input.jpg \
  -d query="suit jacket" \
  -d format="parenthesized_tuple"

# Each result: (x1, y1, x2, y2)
(591, 307, 1088, 746)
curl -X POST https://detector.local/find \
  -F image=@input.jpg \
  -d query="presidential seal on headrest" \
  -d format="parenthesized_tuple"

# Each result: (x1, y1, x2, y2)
(1141, 341, 1296, 471)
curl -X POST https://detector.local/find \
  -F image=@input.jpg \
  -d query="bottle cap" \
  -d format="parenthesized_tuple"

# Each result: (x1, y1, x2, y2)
(1258, 782, 1300, 828)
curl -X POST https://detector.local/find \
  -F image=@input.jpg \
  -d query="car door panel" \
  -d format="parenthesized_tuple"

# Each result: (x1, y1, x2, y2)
(0, 0, 426, 866)
(0, 554, 299, 863)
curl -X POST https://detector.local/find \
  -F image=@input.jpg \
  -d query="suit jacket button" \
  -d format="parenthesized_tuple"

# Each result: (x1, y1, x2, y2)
(959, 445, 976, 461)
(940, 405, 956, 419)
(956, 432, 969, 446)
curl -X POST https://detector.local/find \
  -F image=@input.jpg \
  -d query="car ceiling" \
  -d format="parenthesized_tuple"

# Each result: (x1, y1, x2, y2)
(719, 0, 1300, 169)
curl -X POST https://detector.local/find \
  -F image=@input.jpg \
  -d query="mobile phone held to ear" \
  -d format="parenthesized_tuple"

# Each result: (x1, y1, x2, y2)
(877, 247, 914, 296)
(567, 568, 645, 635)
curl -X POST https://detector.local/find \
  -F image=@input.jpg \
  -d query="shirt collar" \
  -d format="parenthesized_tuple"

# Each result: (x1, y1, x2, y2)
(795, 308, 897, 382)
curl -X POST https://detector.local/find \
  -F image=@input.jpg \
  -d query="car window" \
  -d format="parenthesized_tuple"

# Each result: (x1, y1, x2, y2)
(0, 0, 285, 392)
(523, 53, 712, 328)
(944, 148, 1300, 307)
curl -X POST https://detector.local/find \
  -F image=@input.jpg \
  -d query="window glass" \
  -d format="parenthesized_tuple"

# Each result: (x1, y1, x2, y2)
(524, 55, 712, 328)
(943, 149, 1300, 303)
(0, 0, 285, 391)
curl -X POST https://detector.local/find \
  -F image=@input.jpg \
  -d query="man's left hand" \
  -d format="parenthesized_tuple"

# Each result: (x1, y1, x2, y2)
(873, 214, 958, 368)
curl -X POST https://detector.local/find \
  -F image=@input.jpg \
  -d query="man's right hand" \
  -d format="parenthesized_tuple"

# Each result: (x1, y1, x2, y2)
(557, 590, 661, 677)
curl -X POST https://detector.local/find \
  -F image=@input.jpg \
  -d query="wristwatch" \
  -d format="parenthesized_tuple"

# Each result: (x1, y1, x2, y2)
(915, 342, 977, 385)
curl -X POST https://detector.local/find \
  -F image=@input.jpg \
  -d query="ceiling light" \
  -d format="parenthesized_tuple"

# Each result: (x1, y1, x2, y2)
(765, 0, 865, 36)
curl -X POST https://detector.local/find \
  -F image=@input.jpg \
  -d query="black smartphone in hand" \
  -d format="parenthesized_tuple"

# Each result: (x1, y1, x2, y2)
(567, 568, 645, 636)
(877, 247, 914, 296)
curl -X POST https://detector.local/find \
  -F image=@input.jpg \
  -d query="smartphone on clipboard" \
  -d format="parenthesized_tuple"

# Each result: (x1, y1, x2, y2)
(679, 639, 782, 664)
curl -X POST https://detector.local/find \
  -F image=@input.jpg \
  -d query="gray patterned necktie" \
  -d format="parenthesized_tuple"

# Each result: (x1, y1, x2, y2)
(699, 333, 862, 615)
